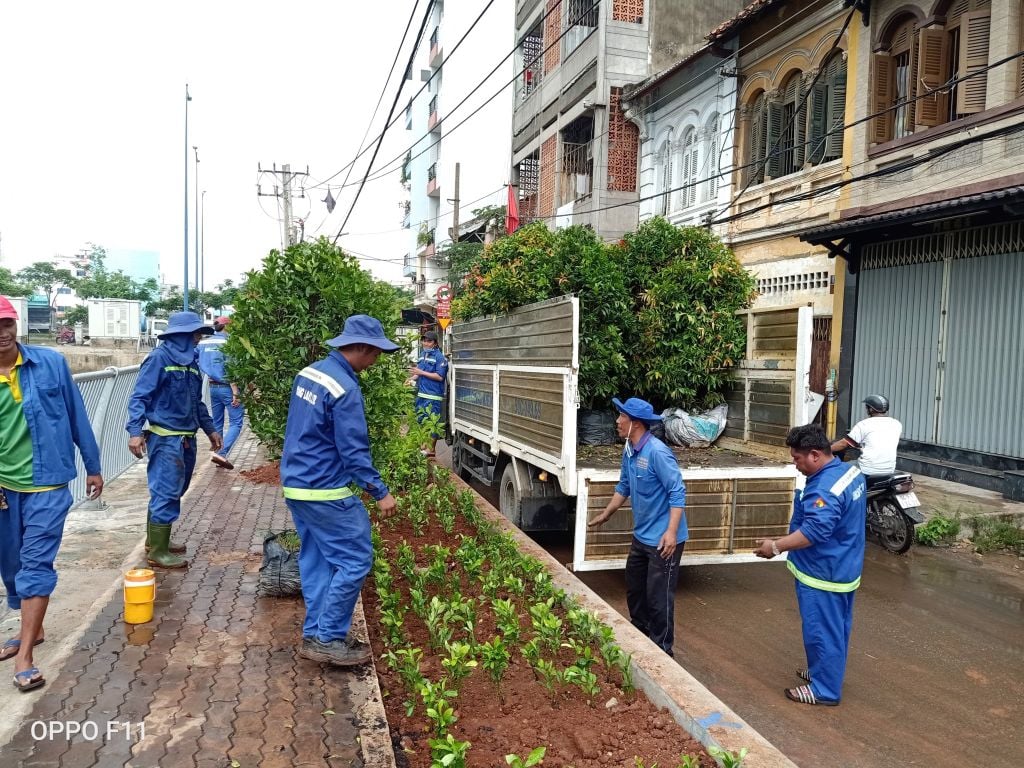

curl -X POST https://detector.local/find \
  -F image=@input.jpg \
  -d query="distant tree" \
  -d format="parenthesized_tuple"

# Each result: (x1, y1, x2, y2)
(0, 266, 31, 297)
(17, 262, 76, 309)
(63, 305, 88, 325)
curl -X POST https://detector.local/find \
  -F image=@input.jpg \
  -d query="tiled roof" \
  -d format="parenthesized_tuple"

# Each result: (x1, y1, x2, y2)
(707, 0, 782, 42)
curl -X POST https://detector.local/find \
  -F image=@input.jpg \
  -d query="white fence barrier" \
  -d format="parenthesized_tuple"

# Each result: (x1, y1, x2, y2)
(71, 365, 142, 507)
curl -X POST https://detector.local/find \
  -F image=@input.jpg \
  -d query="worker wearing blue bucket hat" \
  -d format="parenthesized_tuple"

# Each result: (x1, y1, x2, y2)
(126, 311, 222, 569)
(589, 397, 687, 657)
(281, 315, 399, 667)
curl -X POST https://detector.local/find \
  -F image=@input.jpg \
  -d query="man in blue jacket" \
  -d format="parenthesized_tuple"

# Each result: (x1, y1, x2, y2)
(0, 296, 103, 692)
(126, 311, 222, 569)
(198, 316, 244, 470)
(754, 423, 866, 706)
(281, 315, 398, 667)
(588, 397, 687, 657)
(409, 329, 447, 457)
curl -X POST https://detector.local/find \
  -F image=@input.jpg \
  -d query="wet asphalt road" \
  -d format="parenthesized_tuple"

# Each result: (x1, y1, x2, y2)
(444, 449, 1024, 767)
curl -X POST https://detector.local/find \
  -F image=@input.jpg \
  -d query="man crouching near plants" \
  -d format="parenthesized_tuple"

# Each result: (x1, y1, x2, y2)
(281, 315, 399, 667)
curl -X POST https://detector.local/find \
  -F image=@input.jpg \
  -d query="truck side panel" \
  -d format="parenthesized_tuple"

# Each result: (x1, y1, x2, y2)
(573, 466, 802, 571)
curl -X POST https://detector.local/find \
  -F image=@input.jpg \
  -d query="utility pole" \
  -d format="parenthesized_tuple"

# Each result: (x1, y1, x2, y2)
(257, 163, 309, 251)
(450, 161, 461, 251)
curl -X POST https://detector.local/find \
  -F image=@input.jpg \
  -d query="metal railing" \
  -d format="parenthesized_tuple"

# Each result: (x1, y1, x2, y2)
(70, 365, 142, 507)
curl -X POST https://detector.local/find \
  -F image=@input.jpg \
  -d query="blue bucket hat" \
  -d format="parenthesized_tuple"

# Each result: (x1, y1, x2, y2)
(158, 311, 214, 339)
(326, 314, 399, 352)
(612, 397, 663, 424)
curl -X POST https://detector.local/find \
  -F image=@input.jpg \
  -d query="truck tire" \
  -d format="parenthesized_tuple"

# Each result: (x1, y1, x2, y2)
(451, 442, 472, 482)
(499, 463, 523, 527)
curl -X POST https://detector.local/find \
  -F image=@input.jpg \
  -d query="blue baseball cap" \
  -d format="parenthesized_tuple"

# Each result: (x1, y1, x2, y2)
(326, 314, 399, 352)
(612, 397, 663, 424)
(159, 311, 214, 339)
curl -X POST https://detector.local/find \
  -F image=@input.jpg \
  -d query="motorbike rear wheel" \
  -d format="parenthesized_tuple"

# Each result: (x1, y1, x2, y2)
(875, 500, 914, 554)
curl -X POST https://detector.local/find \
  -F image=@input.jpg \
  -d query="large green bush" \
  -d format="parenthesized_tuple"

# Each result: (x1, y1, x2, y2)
(225, 238, 410, 455)
(452, 218, 755, 411)
(452, 223, 629, 408)
(623, 222, 756, 407)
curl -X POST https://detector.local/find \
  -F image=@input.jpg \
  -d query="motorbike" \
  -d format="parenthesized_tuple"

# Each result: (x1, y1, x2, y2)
(865, 473, 923, 554)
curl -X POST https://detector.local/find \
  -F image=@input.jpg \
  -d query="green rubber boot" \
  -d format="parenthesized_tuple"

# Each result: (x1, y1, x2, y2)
(144, 512, 186, 554)
(147, 523, 188, 569)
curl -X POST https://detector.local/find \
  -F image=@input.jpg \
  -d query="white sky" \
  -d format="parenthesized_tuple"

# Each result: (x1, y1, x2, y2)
(0, 0, 513, 290)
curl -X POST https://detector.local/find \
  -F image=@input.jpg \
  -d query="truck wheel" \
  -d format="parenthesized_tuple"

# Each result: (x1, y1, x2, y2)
(452, 443, 471, 482)
(499, 463, 523, 527)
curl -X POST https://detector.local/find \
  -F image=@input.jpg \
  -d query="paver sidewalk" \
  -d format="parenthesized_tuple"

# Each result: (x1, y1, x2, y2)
(0, 433, 392, 768)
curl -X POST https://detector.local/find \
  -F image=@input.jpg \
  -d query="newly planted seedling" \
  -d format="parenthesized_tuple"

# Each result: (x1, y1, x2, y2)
(505, 746, 547, 768)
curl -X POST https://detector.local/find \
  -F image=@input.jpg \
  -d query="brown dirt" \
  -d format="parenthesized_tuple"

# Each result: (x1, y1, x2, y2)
(240, 460, 281, 485)
(365, 513, 716, 768)
(577, 443, 781, 470)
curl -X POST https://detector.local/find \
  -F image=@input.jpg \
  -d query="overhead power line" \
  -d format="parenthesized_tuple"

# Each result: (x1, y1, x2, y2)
(332, 0, 437, 244)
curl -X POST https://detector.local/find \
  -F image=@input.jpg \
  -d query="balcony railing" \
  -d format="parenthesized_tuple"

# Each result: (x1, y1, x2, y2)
(429, 27, 441, 66)
(558, 142, 593, 206)
(562, 0, 598, 59)
(428, 95, 438, 130)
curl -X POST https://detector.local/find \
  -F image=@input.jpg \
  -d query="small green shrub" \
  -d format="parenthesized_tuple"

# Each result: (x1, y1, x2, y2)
(970, 517, 1024, 554)
(916, 514, 960, 546)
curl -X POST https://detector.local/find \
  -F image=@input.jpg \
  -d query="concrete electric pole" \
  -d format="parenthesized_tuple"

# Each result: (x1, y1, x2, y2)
(257, 163, 309, 250)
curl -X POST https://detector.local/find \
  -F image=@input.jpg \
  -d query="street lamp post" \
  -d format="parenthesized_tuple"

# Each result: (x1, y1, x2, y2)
(201, 190, 206, 293)
(183, 84, 192, 311)
(193, 145, 200, 302)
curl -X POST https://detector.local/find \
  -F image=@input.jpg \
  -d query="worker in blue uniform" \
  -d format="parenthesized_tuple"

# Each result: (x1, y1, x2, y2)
(409, 329, 447, 456)
(197, 316, 244, 470)
(126, 311, 222, 569)
(281, 314, 399, 667)
(755, 423, 867, 706)
(588, 397, 687, 657)
(0, 296, 103, 692)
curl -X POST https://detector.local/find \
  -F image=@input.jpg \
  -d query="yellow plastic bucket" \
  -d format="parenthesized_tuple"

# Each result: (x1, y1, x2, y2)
(123, 568, 156, 624)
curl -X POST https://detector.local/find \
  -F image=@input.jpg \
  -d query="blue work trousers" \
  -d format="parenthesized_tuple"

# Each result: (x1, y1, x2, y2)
(210, 385, 244, 458)
(146, 433, 198, 525)
(0, 486, 73, 610)
(285, 496, 372, 643)
(795, 581, 856, 703)
(624, 536, 685, 656)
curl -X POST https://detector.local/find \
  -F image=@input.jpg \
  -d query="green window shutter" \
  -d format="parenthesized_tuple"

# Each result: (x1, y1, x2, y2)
(765, 98, 784, 179)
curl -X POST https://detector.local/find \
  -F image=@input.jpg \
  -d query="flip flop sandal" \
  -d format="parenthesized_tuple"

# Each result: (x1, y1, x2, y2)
(785, 684, 839, 706)
(13, 667, 45, 692)
(0, 637, 44, 662)
(797, 668, 811, 682)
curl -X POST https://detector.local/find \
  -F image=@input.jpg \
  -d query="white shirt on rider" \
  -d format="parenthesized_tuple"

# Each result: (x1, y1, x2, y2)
(846, 416, 902, 476)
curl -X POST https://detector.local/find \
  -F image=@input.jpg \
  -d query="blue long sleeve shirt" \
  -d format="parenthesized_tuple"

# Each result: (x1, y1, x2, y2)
(415, 347, 448, 398)
(280, 351, 390, 501)
(197, 331, 230, 383)
(614, 431, 687, 546)
(126, 343, 216, 437)
(788, 457, 867, 591)
(12, 344, 101, 486)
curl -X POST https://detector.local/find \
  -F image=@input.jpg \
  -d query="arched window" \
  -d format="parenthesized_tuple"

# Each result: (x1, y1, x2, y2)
(745, 91, 768, 186)
(808, 53, 847, 165)
(871, 1, 992, 143)
(769, 71, 804, 179)
(703, 114, 720, 202)
(655, 129, 673, 215)
(678, 128, 699, 209)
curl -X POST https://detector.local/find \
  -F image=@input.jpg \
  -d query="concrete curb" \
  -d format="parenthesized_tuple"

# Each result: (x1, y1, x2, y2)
(350, 600, 399, 768)
(450, 472, 799, 768)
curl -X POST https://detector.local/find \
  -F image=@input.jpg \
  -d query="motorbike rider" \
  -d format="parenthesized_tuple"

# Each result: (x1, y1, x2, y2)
(830, 395, 902, 482)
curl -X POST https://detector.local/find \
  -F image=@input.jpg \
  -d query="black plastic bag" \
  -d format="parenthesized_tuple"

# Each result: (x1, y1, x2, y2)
(259, 531, 302, 597)
(578, 409, 618, 445)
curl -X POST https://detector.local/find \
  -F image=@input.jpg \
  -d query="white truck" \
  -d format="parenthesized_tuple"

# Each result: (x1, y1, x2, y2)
(447, 295, 818, 571)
